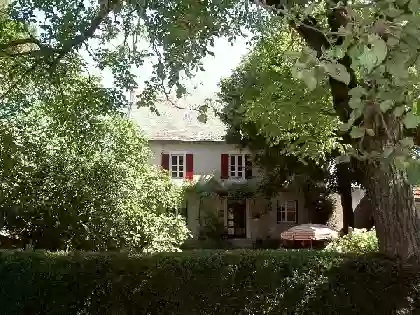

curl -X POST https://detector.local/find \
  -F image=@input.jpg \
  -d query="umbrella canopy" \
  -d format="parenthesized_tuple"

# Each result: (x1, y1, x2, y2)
(280, 224, 338, 241)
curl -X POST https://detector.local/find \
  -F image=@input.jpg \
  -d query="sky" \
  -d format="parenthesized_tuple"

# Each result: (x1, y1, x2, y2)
(85, 36, 251, 106)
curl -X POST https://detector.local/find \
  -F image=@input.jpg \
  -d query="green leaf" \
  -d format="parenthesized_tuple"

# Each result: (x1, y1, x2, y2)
(350, 107, 363, 121)
(394, 155, 410, 170)
(393, 106, 406, 117)
(401, 137, 415, 147)
(380, 100, 394, 113)
(369, 36, 387, 66)
(386, 56, 408, 79)
(323, 62, 350, 85)
(339, 122, 352, 132)
(301, 70, 317, 91)
(383, 147, 394, 158)
(402, 112, 420, 129)
(350, 126, 365, 138)
(366, 128, 375, 136)
(349, 86, 367, 98)
(409, 0, 420, 12)
(407, 161, 420, 185)
(349, 97, 363, 109)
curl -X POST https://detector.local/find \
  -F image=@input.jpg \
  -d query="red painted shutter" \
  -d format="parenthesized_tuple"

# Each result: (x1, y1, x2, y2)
(245, 154, 252, 179)
(186, 154, 193, 180)
(161, 153, 169, 170)
(221, 154, 229, 179)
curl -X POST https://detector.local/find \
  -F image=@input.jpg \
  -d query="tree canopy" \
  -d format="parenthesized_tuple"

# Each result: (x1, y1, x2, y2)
(219, 23, 340, 161)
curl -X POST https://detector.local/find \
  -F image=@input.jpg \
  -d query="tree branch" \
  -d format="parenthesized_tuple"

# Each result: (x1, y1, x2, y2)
(53, 0, 117, 64)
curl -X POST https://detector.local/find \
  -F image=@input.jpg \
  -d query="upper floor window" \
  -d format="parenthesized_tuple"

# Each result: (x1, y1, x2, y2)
(229, 154, 245, 179)
(277, 200, 297, 223)
(170, 154, 185, 179)
(161, 152, 193, 180)
(221, 153, 252, 180)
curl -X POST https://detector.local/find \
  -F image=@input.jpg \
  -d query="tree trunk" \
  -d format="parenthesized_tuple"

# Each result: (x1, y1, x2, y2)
(366, 163, 420, 261)
(336, 162, 354, 234)
(354, 194, 374, 229)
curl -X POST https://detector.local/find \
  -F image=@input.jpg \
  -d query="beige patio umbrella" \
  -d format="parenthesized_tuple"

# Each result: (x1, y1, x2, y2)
(281, 224, 338, 241)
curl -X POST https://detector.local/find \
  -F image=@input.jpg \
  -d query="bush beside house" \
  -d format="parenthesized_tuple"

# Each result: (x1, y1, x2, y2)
(0, 100, 189, 252)
(0, 249, 419, 314)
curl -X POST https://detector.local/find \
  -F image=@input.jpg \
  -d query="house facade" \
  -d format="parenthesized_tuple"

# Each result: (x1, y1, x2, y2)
(131, 103, 308, 243)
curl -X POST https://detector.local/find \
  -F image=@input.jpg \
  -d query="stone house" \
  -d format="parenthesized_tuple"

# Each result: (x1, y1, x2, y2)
(131, 103, 312, 244)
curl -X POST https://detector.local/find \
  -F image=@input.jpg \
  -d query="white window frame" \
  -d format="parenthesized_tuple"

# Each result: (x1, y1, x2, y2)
(276, 200, 297, 223)
(169, 153, 186, 179)
(229, 154, 246, 179)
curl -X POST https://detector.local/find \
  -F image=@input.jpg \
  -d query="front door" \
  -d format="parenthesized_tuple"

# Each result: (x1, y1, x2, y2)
(227, 198, 246, 238)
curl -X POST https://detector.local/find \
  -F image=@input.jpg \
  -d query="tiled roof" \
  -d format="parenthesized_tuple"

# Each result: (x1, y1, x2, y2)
(130, 100, 227, 142)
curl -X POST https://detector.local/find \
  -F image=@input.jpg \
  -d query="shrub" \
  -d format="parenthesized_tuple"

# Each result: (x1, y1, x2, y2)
(324, 228, 379, 254)
(0, 249, 419, 314)
(0, 86, 190, 252)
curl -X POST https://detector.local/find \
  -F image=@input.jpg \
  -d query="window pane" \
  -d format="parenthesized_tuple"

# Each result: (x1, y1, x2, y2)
(179, 171, 183, 178)
(238, 155, 243, 165)
(287, 212, 296, 222)
(237, 171, 243, 177)
(171, 172, 177, 178)
(230, 155, 235, 166)
(179, 166, 184, 171)
(179, 155, 184, 164)
(171, 155, 178, 165)
(286, 200, 296, 211)
(230, 166, 235, 172)
(281, 212, 286, 221)
(172, 166, 177, 172)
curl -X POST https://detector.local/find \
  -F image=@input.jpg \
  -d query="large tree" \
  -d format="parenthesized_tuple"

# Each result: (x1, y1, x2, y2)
(1, 0, 420, 259)
(217, 25, 341, 226)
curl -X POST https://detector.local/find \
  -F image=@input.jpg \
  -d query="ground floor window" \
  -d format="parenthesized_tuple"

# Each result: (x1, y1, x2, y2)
(276, 200, 297, 223)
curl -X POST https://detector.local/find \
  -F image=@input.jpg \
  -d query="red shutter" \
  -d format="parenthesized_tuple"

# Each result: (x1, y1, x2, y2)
(161, 153, 169, 170)
(186, 154, 193, 180)
(245, 154, 252, 179)
(221, 154, 229, 179)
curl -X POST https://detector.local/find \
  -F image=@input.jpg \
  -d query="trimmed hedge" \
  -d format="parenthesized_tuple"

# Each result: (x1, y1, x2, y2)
(0, 249, 419, 314)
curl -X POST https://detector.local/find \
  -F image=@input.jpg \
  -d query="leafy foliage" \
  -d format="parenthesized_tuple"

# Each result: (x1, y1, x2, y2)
(0, 76, 190, 251)
(0, 0, 263, 106)
(219, 24, 340, 161)
(325, 228, 379, 254)
(0, 250, 419, 314)
(218, 26, 340, 224)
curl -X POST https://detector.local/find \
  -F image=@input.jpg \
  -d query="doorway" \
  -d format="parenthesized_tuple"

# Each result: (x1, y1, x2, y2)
(227, 198, 246, 238)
